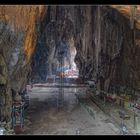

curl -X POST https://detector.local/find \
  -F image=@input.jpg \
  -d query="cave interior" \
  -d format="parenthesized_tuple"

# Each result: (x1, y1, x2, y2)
(0, 5, 140, 135)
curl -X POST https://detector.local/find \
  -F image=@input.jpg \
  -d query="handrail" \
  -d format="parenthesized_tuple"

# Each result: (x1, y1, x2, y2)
(88, 88, 140, 115)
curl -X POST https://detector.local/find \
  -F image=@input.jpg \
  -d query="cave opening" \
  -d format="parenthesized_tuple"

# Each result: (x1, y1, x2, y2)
(50, 39, 79, 83)
(31, 37, 79, 84)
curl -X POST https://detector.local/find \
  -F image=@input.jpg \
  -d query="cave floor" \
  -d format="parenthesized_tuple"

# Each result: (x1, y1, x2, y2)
(23, 84, 120, 135)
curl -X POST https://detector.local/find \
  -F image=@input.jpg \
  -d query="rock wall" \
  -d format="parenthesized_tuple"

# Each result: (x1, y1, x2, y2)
(0, 6, 47, 127)
(31, 6, 140, 91)
(74, 6, 140, 91)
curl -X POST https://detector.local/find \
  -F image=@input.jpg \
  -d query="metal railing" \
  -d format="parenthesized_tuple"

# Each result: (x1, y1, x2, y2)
(87, 87, 140, 135)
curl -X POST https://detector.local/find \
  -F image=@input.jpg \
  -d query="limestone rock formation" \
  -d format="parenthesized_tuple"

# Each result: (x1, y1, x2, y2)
(31, 6, 140, 92)
(31, 6, 76, 82)
(0, 6, 47, 129)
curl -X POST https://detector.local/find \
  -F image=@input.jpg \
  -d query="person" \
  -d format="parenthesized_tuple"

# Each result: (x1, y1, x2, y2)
(122, 124, 128, 135)
(0, 127, 6, 135)
(76, 129, 80, 135)
(19, 88, 29, 109)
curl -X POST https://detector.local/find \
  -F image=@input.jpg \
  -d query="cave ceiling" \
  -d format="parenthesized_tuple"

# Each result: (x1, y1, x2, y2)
(111, 5, 140, 30)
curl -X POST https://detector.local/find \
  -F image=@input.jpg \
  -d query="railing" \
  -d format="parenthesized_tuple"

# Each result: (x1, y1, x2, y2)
(87, 87, 140, 134)
(11, 101, 25, 132)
